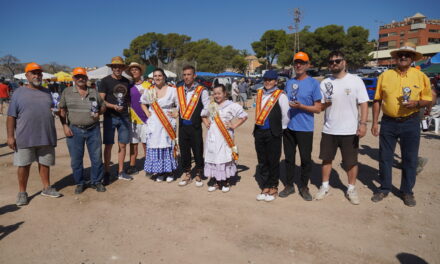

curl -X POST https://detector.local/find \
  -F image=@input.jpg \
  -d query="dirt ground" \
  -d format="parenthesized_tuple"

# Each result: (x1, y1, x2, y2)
(0, 102, 439, 264)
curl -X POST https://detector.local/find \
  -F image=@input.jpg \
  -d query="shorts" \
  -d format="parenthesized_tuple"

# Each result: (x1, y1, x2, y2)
(103, 115, 131, 144)
(319, 133, 359, 169)
(130, 123, 147, 144)
(0, 98, 8, 104)
(13, 145, 55, 167)
(239, 93, 247, 101)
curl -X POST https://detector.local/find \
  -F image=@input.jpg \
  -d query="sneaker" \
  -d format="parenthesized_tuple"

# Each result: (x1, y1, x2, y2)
(16, 192, 28, 206)
(346, 189, 360, 205)
(41, 186, 61, 198)
(208, 186, 218, 192)
(74, 184, 85, 195)
(126, 166, 139, 175)
(279, 186, 295, 198)
(221, 186, 230, 193)
(103, 172, 111, 185)
(256, 193, 267, 201)
(118, 171, 133, 181)
(314, 186, 329, 200)
(195, 180, 204, 187)
(402, 193, 416, 207)
(299, 187, 313, 201)
(156, 176, 164, 182)
(371, 192, 388, 202)
(264, 194, 276, 202)
(90, 183, 106, 192)
(166, 176, 174, 183)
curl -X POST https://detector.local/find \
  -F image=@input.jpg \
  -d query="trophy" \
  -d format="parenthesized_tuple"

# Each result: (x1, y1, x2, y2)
(207, 98, 219, 119)
(51, 92, 60, 112)
(290, 83, 299, 102)
(113, 84, 127, 107)
(90, 97, 99, 116)
(402, 87, 411, 104)
(324, 82, 334, 102)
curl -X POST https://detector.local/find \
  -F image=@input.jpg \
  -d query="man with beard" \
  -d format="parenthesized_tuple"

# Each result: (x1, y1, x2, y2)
(59, 67, 107, 194)
(314, 51, 369, 205)
(371, 42, 432, 207)
(99, 56, 132, 184)
(7, 63, 61, 206)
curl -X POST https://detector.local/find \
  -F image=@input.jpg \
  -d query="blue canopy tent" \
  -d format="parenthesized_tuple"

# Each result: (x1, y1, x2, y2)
(217, 71, 244, 77)
(196, 72, 217, 77)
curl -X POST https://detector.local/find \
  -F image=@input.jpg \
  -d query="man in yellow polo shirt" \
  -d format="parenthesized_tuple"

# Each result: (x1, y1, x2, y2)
(371, 42, 432, 207)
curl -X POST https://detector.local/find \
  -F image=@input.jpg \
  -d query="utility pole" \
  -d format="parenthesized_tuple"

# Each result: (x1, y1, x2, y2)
(374, 20, 385, 66)
(288, 8, 302, 58)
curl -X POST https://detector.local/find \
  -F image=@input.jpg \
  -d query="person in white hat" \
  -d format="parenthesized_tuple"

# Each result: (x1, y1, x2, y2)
(371, 42, 432, 207)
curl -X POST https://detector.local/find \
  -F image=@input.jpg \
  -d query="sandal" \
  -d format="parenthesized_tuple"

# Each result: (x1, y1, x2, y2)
(194, 170, 204, 187)
(178, 172, 192, 186)
(265, 187, 278, 202)
(256, 188, 270, 201)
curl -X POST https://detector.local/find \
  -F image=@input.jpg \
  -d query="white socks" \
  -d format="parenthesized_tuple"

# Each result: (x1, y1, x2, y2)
(322, 181, 329, 189)
(347, 184, 356, 192)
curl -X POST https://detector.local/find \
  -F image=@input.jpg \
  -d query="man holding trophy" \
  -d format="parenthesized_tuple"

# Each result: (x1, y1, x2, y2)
(315, 51, 369, 205)
(371, 42, 432, 207)
(279, 52, 322, 201)
(99, 56, 132, 184)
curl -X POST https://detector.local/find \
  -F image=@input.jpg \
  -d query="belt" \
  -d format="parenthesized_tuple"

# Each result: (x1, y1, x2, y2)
(72, 123, 98, 130)
(382, 112, 419, 122)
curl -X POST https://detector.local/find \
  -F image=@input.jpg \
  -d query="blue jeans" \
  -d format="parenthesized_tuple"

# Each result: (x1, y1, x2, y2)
(103, 115, 131, 144)
(66, 124, 103, 185)
(378, 115, 420, 195)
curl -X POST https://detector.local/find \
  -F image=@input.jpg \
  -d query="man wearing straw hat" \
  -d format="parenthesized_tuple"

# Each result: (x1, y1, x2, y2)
(59, 67, 107, 194)
(7, 62, 61, 206)
(98, 56, 132, 184)
(125, 62, 149, 175)
(371, 42, 432, 207)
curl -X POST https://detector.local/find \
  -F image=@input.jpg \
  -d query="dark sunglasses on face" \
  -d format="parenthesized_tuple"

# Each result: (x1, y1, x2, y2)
(74, 75, 87, 79)
(328, 59, 343, 65)
(397, 52, 413, 58)
(294, 60, 307, 65)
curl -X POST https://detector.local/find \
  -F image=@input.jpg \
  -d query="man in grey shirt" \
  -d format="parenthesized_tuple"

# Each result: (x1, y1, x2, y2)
(238, 78, 249, 110)
(59, 67, 107, 194)
(7, 62, 61, 206)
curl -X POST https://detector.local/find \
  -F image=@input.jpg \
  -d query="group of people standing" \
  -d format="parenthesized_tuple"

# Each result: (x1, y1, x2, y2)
(6, 41, 432, 208)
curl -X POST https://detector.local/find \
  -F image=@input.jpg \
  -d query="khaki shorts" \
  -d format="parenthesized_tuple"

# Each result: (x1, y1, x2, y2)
(13, 146, 55, 167)
(130, 123, 147, 144)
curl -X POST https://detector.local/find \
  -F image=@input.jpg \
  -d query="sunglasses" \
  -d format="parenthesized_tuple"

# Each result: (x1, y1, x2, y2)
(294, 60, 307, 65)
(74, 75, 87, 79)
(396, 52, 413, 58)
(328, 59, 343, 65)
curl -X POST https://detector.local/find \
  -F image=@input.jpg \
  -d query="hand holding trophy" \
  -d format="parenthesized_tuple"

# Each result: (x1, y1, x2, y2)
(402, 87, 411, 104)
(113, 84, 127, 112)
(51, 92, 60, 113)
(324, 82, 334, 103)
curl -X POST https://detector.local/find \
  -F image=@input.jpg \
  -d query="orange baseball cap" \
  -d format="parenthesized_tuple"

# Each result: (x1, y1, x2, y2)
(25, 62, 42, 73)
(293, 52, 310, 62)
(72, 67, 88, 76)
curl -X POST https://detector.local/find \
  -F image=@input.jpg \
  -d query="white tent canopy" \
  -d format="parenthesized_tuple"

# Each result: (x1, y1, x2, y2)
(14, 72, 55, 80)
(147, 69, 177, 78)
(87, 66, 131, 80)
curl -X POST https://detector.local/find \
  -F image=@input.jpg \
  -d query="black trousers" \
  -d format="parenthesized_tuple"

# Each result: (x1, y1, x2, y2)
(179, 124, 204, 171)
(254, 129, 282, 189)
(283, 129, 313, 188)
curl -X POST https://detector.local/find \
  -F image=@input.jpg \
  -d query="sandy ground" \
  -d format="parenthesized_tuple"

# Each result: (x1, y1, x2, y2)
(0, 101, 439, 264)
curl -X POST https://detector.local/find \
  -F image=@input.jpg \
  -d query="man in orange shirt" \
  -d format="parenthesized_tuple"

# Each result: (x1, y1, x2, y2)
(371, 42, 432, 207)
(0, 78, 10, 115)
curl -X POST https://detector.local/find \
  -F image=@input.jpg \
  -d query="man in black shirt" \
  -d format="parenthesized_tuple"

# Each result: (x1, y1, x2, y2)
(98, 56, 132, 184)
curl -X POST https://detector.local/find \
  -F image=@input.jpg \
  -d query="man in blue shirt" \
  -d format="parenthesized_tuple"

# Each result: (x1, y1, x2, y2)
(279, 52, 322, 201)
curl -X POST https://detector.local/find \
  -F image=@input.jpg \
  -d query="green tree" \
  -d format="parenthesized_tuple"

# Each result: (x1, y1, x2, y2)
(251, 30, 287, 65)
(342, 26, 374, 70)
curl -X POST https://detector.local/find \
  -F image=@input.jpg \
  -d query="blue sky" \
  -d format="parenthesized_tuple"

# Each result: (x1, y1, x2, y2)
(1, 0, 439, 67)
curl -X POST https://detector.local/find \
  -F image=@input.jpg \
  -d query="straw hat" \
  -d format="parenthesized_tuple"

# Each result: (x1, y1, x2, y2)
(106, 56, 126, 67)
(126, 62, 145, 75)
(390, 42, 423, 61)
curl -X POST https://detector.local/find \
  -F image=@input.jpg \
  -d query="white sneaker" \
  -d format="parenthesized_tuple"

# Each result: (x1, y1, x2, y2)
(195, 180, 204, 187)
(166, 176, 174, 183)
(156, 176, 164, 182)
(346, 189, 360, 205)
(256, 193, 267, 201)
(264, 194, 276, 202)
(315, 186, 329, 200)
(221, 186, 230, 193)
(208, 186, 217, 192)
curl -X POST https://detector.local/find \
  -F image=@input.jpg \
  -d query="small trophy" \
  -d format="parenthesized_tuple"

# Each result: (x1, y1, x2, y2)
(113, 84, 127, 107)
(402, 87, 411, 104)
(51, 92, 60, 112)
(290, 83, 299, 102)
(324, 82, 334, 102)
(207, 99, 218, 119)
(90, 97, 99, 116)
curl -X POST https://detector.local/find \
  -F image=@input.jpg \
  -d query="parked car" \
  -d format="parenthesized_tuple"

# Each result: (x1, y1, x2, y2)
(373, 66, 388, 73)
(357, 67, 376, 76)
(362, 77, 377, 101)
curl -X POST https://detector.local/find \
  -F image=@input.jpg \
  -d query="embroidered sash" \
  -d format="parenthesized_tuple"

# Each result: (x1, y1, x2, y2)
(177, 85, 204, 120)
(255, 89, 283, 125)
(213, 113, 239, 161)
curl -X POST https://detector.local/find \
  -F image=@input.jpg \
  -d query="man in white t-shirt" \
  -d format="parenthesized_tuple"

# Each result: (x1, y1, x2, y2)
(315, 51, 369, 205)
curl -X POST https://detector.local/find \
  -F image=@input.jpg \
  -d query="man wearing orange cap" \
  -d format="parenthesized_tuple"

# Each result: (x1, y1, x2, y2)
(7, 62, 61, 206)
(99, 56, 132, 184)
(59, 67, 107, 194)
(280, 52, 322, 201)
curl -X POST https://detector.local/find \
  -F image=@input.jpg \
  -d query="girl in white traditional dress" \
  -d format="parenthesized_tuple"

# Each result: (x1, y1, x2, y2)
(201, 84, 248, 192)
(141, 68, 179, 182)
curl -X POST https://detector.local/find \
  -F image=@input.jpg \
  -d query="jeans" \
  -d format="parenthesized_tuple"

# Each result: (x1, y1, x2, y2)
(66, 124, 103, 185)
(378, 116, 420, 195)
(103, 115, 131, 144)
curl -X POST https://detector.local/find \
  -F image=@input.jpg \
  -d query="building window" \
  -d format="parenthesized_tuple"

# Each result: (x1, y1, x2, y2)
(388, 40, 397, 48)
(389, 32, 398, 36)
(408, 38, 418, 45)
(429, 29, 440, 33)
(378, 42, 388, 50)
(400, 31, 405, 37)
(379, 33, 388, 38)
(428, 38, 440, 44)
